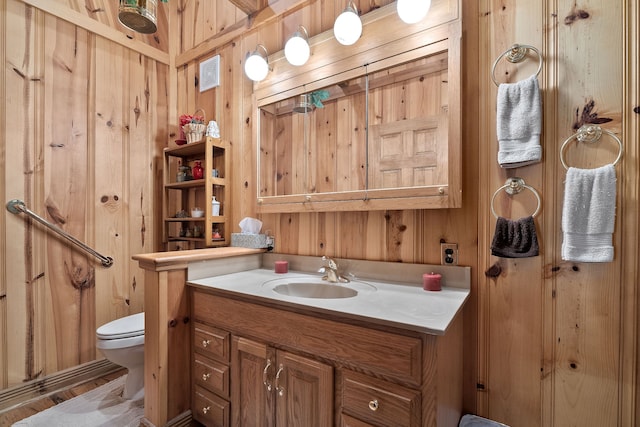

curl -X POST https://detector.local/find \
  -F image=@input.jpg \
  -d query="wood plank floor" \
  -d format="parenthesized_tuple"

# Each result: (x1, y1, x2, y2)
(0, 368, 126, 426)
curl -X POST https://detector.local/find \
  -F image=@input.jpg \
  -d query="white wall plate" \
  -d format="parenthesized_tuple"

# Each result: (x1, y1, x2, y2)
(199, 55, 220, 92)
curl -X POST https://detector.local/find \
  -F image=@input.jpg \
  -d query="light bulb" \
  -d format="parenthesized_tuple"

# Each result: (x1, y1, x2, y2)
(333, 3, 362, 46)
(397, 0, 431, 24)
(284, 27, 310, 66)
(244, 46, 269, 82)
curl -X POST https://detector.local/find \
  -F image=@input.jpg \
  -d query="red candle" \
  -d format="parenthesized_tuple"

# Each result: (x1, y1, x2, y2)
(275, 260, 288, 274)
(423, 272, 442, 291)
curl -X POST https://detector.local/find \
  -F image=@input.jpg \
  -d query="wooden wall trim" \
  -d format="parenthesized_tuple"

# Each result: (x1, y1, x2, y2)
(622, 0, 639, 424)
(0, 0, 7, 390)
(19, 0, 170, 64)
(174, 0, 309, 67)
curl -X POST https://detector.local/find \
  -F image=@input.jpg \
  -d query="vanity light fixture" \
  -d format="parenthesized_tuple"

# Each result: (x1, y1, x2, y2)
(244, 44, 270, 82)
(284, 25, 311, 66)
(397, 0, 431, 24)
(333, 1, 362, 46)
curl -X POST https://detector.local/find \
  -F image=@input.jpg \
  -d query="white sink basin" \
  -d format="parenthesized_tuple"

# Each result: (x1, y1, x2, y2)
(263, 277, 376, 299)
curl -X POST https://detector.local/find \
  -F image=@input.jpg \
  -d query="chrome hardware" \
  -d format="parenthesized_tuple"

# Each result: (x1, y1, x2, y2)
(202, 339, 211, 348)
(490, 43, 543, 86)
(202, 372, 211, 381)
(490, 177, 542, 219)
(202, 406, 211, 414)
(275, 364, 285, 397)
(319, 256, 350, 283)
(263, 359, 273, 392)
(368, 399, 379, 411)
(560, 124, 623, 170)
(5, 199, 113, 267)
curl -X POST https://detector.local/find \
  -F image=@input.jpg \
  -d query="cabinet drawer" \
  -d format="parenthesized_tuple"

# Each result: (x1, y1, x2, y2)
(194, 354, 230, 397)
(193, 385, 230, 427)
(342, 370, 421, 427)
(194, 322, 230, 362)
(341, 413, 376, 427)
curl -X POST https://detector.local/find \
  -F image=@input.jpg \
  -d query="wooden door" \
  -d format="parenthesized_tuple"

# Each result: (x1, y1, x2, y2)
(368, 116, 448, 190)
(274, 349, 334, 427)
(232, 337, 276, 427)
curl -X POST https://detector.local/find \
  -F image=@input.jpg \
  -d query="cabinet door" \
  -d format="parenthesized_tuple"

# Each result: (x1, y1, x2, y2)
(275, 349, 333, 427)
(232, 337, 276, 427)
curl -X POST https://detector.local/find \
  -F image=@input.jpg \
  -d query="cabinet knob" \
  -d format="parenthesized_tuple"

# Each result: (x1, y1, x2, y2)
(202, 339, 211, 348)
(202, 372, 211, 381)
(202, 405, 211, 414)
(368, 399, 379, 411)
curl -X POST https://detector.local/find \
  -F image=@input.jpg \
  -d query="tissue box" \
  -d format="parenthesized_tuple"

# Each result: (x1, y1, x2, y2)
(231, 233, 269, 249)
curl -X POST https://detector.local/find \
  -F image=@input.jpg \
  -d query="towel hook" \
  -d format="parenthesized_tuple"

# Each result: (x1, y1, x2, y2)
(491, 178, 542, 219)
(559, 124, 623, 170)
(491, 44, 543, 86)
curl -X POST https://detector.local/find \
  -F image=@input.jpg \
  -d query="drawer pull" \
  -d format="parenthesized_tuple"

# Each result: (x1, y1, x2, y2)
(275, 364, 285, 397)
(202, 372, 211, 381)
(263, 358, 273, 392)
(368, 399, 379, 411)
(202, 405, 211, 414)
(202, 339, 211, 348)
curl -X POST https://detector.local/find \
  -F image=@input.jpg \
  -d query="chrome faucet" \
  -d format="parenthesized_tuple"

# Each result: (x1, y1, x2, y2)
(319, 256, 350, 283)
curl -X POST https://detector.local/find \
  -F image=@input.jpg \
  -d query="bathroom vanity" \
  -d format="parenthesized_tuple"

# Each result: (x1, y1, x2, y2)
(187, 254, 470, 427)
(133, 249, 469, 426)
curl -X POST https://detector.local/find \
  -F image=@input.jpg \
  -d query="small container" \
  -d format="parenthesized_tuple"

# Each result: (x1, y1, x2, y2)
(192, 161, 204, 180)
(275, 260, 288, 274)
(211, 196, 221, 216)
(212, 169, 219, 178)
(423, 272, 442, 291)
(176, 165, 192, 182)
(191, 207, 204, 218)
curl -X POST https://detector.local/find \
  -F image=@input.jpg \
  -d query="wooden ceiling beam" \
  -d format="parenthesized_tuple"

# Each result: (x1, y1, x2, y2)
(228, 0, 268, 16)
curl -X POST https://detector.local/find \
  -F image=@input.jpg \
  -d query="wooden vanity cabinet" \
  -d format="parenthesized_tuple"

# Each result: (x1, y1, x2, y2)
(190, 287, 463, 427)
(233, 337, 333, 427)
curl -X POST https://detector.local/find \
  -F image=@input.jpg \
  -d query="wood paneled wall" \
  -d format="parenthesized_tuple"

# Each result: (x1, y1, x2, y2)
(173, 0, 638, 425)
(1, 0, 167, 389)
(2, 0, 639, 425)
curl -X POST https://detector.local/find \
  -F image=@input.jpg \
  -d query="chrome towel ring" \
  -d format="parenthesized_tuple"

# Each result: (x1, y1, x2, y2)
(560, 124, 623, 170)
(491, 44, 543, 86)
(491, 177, 542, 219)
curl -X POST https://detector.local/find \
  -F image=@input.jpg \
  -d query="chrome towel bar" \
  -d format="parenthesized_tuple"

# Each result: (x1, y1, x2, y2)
(6, 199, 113, 268)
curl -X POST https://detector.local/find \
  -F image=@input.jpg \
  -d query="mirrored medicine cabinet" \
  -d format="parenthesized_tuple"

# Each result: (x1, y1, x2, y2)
(254, 6, 462, 213)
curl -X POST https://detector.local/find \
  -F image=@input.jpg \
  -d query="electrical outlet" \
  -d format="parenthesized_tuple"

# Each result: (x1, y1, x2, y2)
(441, 243, 458, 265)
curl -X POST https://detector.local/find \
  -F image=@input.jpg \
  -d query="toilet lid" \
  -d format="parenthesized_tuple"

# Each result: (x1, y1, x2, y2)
(97, 312, 144, 340)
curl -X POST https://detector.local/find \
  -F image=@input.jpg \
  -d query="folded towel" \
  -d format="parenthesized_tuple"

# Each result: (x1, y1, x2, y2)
(497, 75, 542, 168)
(561, 164, 616, 262)
(491, 216, 539, 258)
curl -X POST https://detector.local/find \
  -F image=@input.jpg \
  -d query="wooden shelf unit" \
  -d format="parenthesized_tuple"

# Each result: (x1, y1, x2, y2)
(163, 137, 229, 250)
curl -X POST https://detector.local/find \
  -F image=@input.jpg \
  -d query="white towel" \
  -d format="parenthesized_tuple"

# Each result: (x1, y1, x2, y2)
(496, 75, 542, 168)
(562, 164, 617, 262)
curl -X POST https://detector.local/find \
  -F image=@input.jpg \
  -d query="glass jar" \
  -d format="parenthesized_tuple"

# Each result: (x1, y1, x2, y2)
(177, 165, 192, 182)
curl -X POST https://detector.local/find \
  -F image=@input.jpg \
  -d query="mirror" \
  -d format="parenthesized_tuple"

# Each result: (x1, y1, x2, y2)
(255, 13, 461, 213)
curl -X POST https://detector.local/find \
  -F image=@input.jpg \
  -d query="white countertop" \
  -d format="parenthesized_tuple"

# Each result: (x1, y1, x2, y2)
(188, 268, 469, 335)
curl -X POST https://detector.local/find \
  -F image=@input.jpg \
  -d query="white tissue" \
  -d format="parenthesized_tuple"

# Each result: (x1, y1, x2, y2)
(239, 217, 262, 234)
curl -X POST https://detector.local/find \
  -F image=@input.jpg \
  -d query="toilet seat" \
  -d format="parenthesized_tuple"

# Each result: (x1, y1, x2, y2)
(96, 312, 144, 340)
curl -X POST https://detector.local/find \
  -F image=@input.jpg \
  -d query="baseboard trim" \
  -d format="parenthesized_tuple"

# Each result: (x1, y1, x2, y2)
(0, 359, 120, 412)
(141, 410, 193, 427)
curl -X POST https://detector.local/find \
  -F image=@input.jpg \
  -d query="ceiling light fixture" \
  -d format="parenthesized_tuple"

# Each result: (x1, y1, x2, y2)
(284, 25, 311, 66)
(397, 0, 431, 24)
(333, 1, 362, 46)
(244, 44, 270, 82)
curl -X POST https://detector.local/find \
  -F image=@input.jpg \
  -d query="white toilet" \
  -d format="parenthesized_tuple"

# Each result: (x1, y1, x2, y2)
(96, 312, 145, 400)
